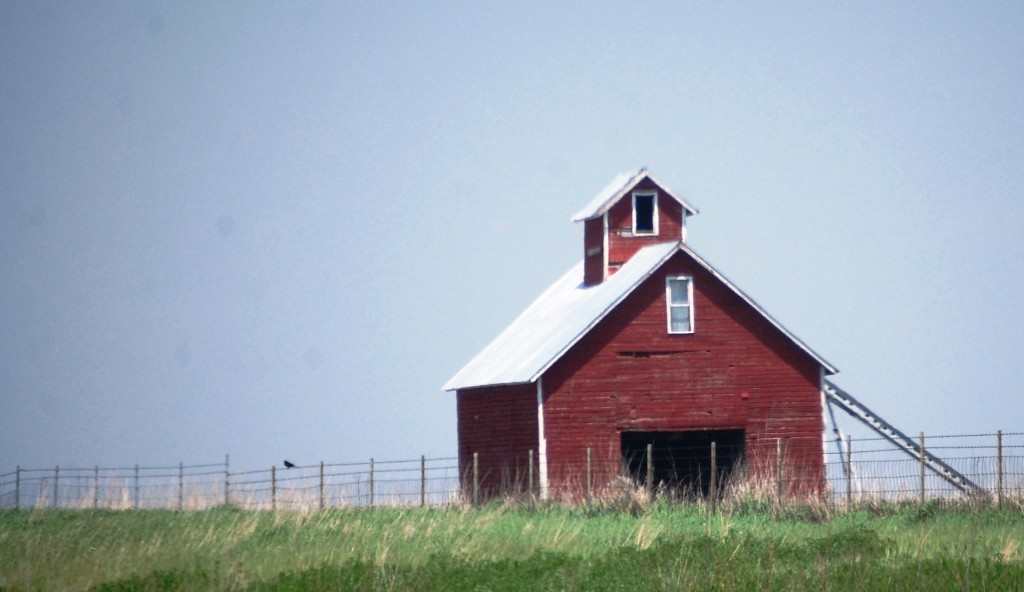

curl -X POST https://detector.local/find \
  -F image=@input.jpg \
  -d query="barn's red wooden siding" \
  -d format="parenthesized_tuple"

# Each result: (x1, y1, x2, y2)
(456, 383, 538, 495)
(541, 249, 825, 496)
(606, 178, 684, 275)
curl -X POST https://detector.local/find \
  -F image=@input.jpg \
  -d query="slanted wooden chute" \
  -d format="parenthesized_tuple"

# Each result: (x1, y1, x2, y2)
(823, 379, 981, 493)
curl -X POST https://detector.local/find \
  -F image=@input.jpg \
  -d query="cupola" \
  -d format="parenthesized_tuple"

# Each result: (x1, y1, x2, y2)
(572, 169, 698, 286)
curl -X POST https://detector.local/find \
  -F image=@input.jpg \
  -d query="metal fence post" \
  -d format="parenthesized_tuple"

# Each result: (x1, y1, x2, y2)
(134, 464, 139, 509)
(919, 432, 926, 506)
(54, 466, 59, 508)
(472, 452, 479, 506)
(178, 462, 184, 511)
(528, 449, 534, 499)
(224, 455, 230, 507)
(646, 443, 653, 496)
(271, 465, 277, 512)
(14, 466, 20, 510)
(94, 466, 99, 509)
(997, 430, 1004, 510)
(420, 455, 426, 508)
(320, 461, 325, 510)
(369, 458, 375, 508)
(775, 439, 783, 502)
(845, 435, 853, 509)
(585, 447, 592, 507)
(710, 441, 718, 514)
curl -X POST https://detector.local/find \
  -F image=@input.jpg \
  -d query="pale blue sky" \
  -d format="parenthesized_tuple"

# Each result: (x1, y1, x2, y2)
(2, 2, 1023, 472)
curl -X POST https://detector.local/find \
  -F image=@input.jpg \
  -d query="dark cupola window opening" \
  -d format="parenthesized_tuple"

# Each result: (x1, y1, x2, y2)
(633, 191, 657, 235)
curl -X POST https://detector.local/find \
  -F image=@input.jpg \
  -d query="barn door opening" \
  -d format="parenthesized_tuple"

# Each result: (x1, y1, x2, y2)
(620, 429, 745, 497)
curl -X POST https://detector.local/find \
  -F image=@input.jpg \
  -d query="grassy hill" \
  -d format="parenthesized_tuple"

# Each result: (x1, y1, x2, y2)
(2, 501, 1023, 590)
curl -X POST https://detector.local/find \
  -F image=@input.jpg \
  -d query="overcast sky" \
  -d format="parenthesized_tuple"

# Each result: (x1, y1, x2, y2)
(2, 2, 1023, 473)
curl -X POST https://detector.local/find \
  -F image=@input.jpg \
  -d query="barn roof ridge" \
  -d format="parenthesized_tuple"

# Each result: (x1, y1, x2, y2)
(442, 242, 836, 392)
(570, 169, 699, 223)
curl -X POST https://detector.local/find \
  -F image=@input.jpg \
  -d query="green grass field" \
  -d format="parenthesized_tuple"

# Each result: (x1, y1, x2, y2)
(2, 502, 1023, 591)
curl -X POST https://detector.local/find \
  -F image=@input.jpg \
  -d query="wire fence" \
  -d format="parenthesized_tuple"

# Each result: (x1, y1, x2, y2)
(1, 431, 1021, 510)
(822, 431, 1024, 504)
(0, 456, 461, 511)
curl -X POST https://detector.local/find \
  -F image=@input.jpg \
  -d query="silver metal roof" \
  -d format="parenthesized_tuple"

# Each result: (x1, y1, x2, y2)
(571, 169, 699, 222)
(443, 242, 837, 392)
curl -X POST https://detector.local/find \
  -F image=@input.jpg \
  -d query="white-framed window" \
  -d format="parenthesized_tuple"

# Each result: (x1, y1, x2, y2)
(666, 275, 694, 334)
(632, 191, 657, 235)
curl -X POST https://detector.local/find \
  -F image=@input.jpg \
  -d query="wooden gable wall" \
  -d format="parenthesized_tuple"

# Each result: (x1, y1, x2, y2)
(541, 249, 825, 495)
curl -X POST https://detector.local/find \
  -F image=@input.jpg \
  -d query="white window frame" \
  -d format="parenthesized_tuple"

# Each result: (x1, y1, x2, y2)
(666, 275, 694, 334)
(632, 191, 658, 236)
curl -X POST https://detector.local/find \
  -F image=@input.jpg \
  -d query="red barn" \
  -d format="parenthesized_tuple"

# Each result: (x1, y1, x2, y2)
(444, 170, 837, 499)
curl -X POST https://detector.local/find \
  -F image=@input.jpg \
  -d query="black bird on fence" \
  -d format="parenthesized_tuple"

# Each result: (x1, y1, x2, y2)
(283, 460, 296, 469)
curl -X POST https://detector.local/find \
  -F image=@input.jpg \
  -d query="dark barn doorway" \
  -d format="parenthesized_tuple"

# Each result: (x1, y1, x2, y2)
(621, 429, 745, 497)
